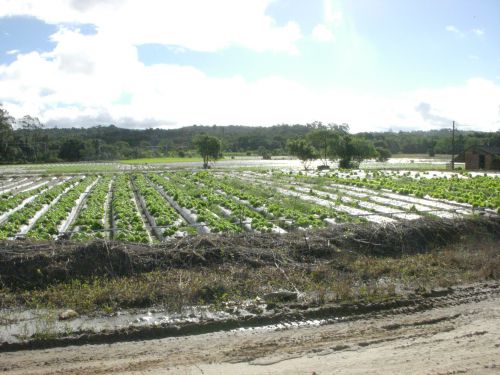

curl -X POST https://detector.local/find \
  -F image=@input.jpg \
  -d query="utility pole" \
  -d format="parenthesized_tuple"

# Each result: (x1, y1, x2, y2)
(451, 120, 455, 171)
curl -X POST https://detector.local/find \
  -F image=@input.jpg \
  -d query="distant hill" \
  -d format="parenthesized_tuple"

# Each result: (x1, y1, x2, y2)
(2, 120, 499, 163)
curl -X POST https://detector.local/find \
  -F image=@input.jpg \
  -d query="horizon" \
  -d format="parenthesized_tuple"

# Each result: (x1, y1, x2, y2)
(1, 1, 500, 132)
(10, 122, 498, 135)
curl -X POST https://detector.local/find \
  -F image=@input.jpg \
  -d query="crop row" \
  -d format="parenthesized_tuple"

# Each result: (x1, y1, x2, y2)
(111, 174, 149, 242)
(250, 172, 398, 223)
(0, 177, 77, 239)
(256, 172, 441, 220)
(132, 174, 184, 238)
(71, 176, 112, 241)
(0, 182, 49, 215)
(165, 172, 273, 232)
(149, 174, 242, 233)
(1, 169, 491, 243)
(27, 176, 98, 240)
(190, 171, 363, 228)
(311, 172, 499, 212)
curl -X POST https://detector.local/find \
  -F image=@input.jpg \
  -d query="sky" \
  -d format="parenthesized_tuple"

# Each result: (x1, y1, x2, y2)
(0, 0, 499, 132)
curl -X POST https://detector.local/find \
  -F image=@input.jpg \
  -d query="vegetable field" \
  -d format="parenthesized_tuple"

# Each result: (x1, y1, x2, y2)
(1, 170, 498, 243)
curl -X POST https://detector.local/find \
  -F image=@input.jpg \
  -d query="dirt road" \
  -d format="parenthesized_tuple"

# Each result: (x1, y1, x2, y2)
(1, 282, 499, 374)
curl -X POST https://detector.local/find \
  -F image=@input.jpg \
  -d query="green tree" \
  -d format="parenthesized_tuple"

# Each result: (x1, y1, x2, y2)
(17, 115, 47, 162)
(306, 122, 349, 167)
(375, 147, 392, 162)
(59, 139, 85, 161)
(258, 146, 272, 160)
(0, 106, 21, 163)
(193, 134, 222, 168)
(287, 139, 318, 170)
(338, 137, 377, 169)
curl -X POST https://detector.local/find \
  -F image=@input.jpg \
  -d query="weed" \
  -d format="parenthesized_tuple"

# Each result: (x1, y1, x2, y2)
(0, 236, 498, 315)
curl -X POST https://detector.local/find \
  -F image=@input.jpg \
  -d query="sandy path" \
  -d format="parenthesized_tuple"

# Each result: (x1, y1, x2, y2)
(1, 283, 499, 374)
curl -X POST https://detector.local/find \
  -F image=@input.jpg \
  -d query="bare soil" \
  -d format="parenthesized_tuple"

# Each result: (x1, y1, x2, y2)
(0, 282, 498, 374)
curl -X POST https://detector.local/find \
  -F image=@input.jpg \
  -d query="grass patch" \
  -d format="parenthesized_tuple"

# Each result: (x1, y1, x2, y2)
(2, 163, 123, 174)
(390, 153, 452, 160)
(2, 241, 497, 314)
(1, 217, 498, 313)
(361, 162, 455, 171)
(120, 157, 202, 164)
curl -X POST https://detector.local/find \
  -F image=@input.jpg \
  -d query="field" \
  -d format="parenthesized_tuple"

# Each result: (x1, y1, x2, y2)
(1, 165, 500, 369)
(0, 154, 467, 175)
(1, 169, 498, 242)
(120, 157, 202, 164)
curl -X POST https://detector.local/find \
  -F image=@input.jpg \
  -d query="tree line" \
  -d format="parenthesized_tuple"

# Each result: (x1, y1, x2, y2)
(287, 123, 385, 170)
(1, 106, 499, 164)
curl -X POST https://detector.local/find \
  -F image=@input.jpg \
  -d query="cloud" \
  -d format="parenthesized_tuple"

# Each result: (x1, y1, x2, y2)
(446, 25, 486, 38)
(1, 4, 499, 132)
(415, 102, 451, 128)
(409, 78, 500, 130)
(2, 32, 499, 132)
(445, 25, 465, 37)
(44, 112, 173, 129)
(0, 0, 303, 54)
(6, 49, 19, 55)
(68, 0, 120, 12)
(472, 28, 485, 36)
(312, 24, 334, 42)
(445, 25, 460, 33)
(323, 0, 342, 24)
(310, 1, 343, 43)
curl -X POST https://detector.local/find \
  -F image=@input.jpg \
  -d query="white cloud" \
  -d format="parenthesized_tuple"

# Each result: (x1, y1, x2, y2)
(0, 0, 303, 54)
(472, 28, 485, 36)
(446, 25, 486, 38)
(312, 24, 334, 42)
(6, 49, 19, 55)
(323, 0, 342, 24)
(310, 1, 343, 44)
(1, 3, 499, 132)
(2, 31, 499, 132)
(445, 25, 465, 37)
(408, 78, 500, 130)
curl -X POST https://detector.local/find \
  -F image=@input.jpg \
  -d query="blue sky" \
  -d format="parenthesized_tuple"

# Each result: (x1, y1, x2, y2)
(0, 0, 499, 131)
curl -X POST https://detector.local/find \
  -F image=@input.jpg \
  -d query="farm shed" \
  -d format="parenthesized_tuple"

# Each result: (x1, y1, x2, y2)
(464, 145, 500, 170)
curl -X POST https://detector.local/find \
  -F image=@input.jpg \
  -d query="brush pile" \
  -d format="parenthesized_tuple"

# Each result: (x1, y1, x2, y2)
(1, 217, 498, 289)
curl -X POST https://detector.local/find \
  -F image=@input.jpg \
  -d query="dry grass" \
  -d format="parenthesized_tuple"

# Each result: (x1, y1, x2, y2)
(0, 238, 497, 314)
(0, 217, 498, 313)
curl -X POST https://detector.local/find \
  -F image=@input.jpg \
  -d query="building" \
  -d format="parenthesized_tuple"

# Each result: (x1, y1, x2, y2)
(464, 145, 500, 170)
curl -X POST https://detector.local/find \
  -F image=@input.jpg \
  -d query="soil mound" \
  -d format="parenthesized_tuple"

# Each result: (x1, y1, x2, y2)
(0, 217, 498, 290)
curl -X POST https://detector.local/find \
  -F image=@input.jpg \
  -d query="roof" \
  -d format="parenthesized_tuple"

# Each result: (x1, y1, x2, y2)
(465, 145, 500, 155)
